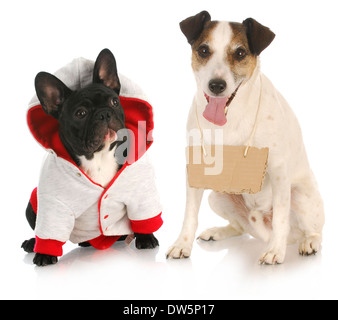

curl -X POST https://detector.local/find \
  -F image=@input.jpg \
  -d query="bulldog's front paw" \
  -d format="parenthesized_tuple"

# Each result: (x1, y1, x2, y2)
(33, 253, 58, 267)
(135, 233, 159, 249)
(21, 238, 36, 253)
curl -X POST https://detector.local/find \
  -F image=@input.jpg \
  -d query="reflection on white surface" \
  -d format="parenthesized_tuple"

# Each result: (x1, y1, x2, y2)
(14, 229, 329, 300)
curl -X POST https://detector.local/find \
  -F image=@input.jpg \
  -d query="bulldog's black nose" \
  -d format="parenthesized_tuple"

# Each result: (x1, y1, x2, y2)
(95, 109, 112, 121)
(209, 79, 227, 94)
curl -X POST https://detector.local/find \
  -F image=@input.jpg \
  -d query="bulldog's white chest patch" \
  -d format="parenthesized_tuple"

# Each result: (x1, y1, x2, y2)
(79, 145, 119, 188)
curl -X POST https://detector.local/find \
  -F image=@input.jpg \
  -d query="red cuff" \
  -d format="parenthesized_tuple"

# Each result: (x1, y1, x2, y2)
(34, 236, 65, 257)
(130, 213, 163, 234)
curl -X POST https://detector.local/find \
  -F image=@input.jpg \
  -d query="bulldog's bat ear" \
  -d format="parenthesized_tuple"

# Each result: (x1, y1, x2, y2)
(93, 48, 121, 95)
(180, 10, 211, 45)
(243, 18, 275, 56)
(35, 72, 72, 119)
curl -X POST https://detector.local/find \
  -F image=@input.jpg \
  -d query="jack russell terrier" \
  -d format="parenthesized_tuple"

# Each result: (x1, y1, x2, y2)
(166, 11, 324, 264)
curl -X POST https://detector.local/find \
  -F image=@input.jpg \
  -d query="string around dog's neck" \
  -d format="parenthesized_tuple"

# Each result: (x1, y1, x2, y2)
(195, 76, 263, 158)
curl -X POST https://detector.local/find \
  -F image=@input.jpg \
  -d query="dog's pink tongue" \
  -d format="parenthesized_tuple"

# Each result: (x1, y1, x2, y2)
(203, 96, 229, 126)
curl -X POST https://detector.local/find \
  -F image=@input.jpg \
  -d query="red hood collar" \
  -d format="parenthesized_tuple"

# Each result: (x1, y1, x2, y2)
(27, 96, 154, 166)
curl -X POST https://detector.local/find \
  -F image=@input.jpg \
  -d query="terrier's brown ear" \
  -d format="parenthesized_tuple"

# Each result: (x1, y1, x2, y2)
(243, 18, 275, 56)
(180, 11, 211, 45)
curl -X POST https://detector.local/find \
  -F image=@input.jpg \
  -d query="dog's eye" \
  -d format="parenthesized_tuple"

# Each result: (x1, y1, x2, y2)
(111, 98, 119, 107)
(235, 48, 247, 61)
(75, 108, 88, 119)
(198, 45, 211, 58)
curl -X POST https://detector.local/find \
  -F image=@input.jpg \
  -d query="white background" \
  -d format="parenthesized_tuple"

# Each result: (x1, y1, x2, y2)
(0, 0, 337, 300)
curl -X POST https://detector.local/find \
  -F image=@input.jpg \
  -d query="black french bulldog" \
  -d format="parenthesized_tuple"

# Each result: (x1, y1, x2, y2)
(22, 49, 159, 266)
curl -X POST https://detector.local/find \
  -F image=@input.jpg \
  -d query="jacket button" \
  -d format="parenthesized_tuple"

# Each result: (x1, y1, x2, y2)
(76, 172, 81, 177)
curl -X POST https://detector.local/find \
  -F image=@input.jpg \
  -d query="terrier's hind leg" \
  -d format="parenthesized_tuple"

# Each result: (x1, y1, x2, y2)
(198, 225, 243, 241)
(198, 192, 246, 241)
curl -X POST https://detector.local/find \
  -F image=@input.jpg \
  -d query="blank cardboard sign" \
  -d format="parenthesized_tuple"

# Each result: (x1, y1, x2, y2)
(187, 145, 269, 194)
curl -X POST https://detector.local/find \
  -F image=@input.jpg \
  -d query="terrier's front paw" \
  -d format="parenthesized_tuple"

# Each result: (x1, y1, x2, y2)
(135, 233, 159, 249)
(33, 253, 58, 267)
(166, 240, 192, 259)
(259, 250, 285, 265)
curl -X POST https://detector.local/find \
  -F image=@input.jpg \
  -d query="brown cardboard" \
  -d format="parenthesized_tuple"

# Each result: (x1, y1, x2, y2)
(187, 145, 269, 194)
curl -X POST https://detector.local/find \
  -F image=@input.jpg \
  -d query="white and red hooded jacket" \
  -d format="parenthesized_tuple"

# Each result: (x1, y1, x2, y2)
(27, 58, 163, 257)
